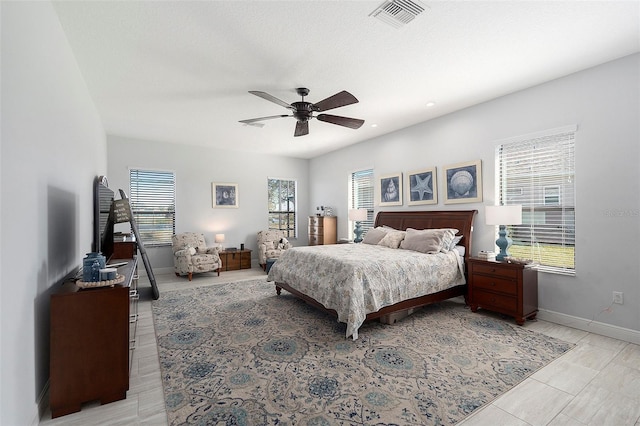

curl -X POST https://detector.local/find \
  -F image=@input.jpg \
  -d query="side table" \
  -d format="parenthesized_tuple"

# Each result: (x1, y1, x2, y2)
(468, 257, 538, 325)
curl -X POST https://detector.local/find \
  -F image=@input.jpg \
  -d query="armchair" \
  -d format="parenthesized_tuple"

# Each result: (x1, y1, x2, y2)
(172, 232, 222, 281)
(257, 230, 291, 270)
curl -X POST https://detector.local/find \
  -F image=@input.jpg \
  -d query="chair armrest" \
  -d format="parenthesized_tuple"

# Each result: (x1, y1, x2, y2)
(205, 246, 220, 255)
(174, 247, 196, 257)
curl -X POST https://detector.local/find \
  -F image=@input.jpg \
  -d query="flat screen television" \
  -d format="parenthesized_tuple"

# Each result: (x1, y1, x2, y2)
(93, 175, 115, 261)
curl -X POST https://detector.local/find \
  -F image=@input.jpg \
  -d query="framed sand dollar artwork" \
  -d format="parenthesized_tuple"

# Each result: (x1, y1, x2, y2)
(443, 160, 482, 204)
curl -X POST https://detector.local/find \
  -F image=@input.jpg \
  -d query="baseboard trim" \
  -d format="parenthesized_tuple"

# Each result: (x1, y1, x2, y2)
(538, 309, 640, 344)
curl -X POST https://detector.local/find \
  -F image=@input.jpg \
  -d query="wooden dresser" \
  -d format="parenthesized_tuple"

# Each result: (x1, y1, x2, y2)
(468, 257, 538, 325)
(49, 258, 138, 418)
(308, 216, 337, 245)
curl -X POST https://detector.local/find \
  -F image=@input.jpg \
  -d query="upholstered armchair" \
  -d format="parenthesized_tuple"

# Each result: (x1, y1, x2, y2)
(172, 232, 222, 281)
(257, 230, 291, 270)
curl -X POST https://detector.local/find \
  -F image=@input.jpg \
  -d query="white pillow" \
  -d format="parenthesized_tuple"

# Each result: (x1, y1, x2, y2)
(377, 230, 406, 249)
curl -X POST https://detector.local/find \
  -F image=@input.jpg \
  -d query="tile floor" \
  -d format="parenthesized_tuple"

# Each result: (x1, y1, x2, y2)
(39, 268, 640, 425)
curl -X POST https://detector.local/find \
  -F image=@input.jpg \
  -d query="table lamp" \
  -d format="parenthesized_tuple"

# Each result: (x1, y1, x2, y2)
(215, 233, 225, 250)
(485, 205, 522, 261)
(348, 208, 368, 243)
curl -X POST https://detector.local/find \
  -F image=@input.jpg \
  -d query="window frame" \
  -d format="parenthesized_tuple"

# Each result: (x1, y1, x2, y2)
(128, 168, 176, 247)
(495, 125, 576, 275)
(349, 168, 375, 238)
(267, 177, 297, 238)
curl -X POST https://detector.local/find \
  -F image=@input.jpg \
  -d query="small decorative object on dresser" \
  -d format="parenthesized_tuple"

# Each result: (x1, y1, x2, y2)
(308, 215, 337, 245)
(468, 257, 538, 325)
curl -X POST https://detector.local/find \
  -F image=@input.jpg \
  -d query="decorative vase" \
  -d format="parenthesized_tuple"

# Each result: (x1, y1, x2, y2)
(83, 252, 106, 282)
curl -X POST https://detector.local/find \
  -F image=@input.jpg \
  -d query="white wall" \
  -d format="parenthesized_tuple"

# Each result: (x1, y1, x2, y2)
(1, 2, 106, 425)
(310, 54, 640, 336)
(107, 135, 310, 273)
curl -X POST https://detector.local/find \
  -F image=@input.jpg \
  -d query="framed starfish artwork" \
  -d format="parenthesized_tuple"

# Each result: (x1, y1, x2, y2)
(443, 159, 483, 204)
(379, 173, 402, 206)
(407, 167, 437, 205)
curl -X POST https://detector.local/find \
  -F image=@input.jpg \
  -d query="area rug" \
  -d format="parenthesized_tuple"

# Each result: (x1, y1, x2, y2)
(152, 279, 573, 425)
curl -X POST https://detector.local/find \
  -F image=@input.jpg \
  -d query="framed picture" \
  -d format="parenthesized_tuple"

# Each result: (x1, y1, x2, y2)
(212, 182, 238, 208)
(379, 173, 403, 206)
(443, 160, 483, 204)
(407, 167, 437, 206)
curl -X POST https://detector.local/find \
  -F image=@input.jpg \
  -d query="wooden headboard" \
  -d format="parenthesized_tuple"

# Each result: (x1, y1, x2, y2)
(374, 210, 477, 262)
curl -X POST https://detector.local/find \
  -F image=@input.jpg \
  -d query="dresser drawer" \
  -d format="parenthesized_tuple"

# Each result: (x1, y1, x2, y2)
(309, 216, 322, 227)
(472, 274, 517, 295)
(308, 225, 322, 235)
(473, 289, 517, 312)
(309, 234, 323, 245)
(472, 263, 518, 279)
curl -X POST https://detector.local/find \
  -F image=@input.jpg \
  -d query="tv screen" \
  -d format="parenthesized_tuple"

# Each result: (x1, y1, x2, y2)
(93, 176, 114, 261)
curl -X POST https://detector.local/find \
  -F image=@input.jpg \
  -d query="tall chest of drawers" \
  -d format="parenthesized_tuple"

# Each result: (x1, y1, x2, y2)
(468, 257, 538, 325)
(308, 216, 337, 245)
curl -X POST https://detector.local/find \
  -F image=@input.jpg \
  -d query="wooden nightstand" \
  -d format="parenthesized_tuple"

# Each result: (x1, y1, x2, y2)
(219, 249, 252, 271)
(468, 257, 538, 325)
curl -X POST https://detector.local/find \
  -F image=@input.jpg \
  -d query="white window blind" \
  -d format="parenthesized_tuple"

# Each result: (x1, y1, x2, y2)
(268, 178, 296, 238)
(350, 169, 375, 234)
(129, 169, 176, 246)
(496, 126, 576, 275)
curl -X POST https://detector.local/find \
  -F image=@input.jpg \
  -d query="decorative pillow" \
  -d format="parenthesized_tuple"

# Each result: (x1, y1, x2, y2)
(440, 229, 460, 253)
(277, 237, 289, 250)
(448, 235, 463, 251)
(362, 227, 389, 245)
(377, 230, 406, 249)
(400, 228, 458, 254)
(184, 246, 196, 256)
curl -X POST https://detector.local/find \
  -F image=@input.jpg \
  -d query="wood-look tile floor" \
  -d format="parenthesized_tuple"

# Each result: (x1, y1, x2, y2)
(39, 268, 640, 425)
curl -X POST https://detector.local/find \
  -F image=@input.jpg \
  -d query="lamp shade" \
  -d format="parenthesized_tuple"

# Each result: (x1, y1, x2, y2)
(215, 234, 225, 243)
(485, 205, 522, 226)
(348, 208, 368, 222)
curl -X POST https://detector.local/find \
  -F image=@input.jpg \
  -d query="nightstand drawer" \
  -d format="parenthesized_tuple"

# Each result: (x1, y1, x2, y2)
(472, 263, 518, 279)
(472, 275, 517, 295)
(473, 290, 517, 312)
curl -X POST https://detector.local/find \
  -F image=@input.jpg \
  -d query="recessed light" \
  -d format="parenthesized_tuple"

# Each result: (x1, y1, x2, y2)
(426, 101, 436, 107)
(371, 124, 378, 128)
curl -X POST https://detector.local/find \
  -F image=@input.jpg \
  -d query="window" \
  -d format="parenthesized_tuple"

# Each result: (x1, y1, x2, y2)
(268, 178, 296, 238)
(496, 125, 576, 275)
(350, 169, 374, 235)
(129, 169, 176, 246)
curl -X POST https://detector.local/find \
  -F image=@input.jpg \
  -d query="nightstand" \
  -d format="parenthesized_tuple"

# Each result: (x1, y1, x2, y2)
(219, 249, 252, 271)
(468, 257, 538, 325)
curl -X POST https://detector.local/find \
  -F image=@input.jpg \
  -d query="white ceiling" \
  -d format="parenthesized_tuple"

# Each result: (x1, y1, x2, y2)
(52, 1, 639, 159)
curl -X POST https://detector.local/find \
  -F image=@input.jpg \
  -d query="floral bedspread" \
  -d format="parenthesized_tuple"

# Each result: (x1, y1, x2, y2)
(267, 244, 465, 339)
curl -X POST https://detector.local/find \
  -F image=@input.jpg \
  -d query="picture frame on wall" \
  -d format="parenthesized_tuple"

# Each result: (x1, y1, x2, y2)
(443, 160, 482, 204)
(212, 182, 238, 208)
(379, 173, 403, 206)
(407, 167, 437, 205)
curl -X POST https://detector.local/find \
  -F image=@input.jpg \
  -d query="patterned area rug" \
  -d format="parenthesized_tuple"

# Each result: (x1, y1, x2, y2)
(152, 279, 573, 425)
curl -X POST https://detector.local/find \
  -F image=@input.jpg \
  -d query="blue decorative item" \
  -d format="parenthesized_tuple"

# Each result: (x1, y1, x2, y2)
(83, 252, 106, 282)
(348, 208, 368, 243)
(485, 205, 522, 261)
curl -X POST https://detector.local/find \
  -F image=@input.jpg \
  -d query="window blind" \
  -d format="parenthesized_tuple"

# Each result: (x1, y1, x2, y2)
(350, 169, 375, 233)
(496, 126, 576, 275)
(129, 169, 176, 246)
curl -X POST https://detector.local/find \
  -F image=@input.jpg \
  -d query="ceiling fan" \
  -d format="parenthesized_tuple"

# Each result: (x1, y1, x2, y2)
(239, 88, 365, 137)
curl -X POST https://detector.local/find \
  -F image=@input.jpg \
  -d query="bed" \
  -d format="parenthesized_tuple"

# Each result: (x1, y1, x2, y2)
(267, 210, 477, 339)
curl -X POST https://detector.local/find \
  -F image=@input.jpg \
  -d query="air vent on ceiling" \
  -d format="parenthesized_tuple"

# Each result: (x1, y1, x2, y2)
(370, 0, 427, 29)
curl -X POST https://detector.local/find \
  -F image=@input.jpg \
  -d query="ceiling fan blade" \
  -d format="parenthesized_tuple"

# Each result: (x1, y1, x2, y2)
(314, 90, 359, 112)
(317, 114, 365, 129)
(294, 121, 309, 137)
(239, 114, 290, 124)
(248, 91, 294, 109)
